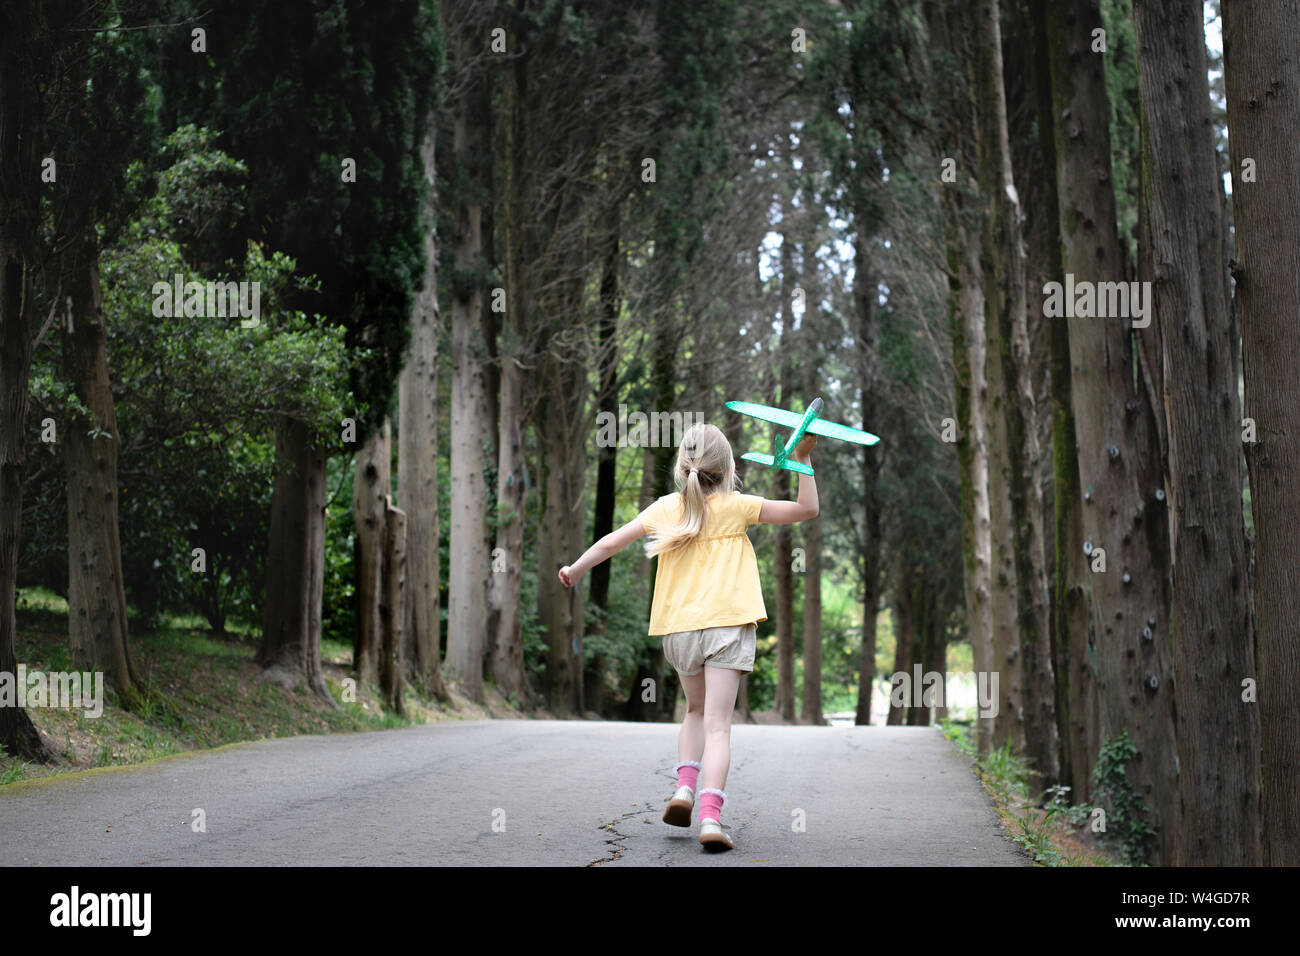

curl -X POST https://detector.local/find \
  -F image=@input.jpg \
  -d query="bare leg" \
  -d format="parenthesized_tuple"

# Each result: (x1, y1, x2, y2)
(677, 669, 706, 765)
(700, 666, 742, 792)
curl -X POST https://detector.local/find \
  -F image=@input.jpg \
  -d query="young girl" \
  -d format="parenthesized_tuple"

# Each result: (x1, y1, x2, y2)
(558, 422, 819, 851)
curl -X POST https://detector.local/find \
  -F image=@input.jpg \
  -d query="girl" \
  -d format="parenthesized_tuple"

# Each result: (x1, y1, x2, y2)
(558, 421, 819, 851)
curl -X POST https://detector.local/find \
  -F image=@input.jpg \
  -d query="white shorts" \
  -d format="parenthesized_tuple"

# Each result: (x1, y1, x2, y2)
(662, 623, 757, 675)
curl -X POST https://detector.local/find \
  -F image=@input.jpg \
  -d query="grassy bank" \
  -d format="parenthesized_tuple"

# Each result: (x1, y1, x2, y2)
(1, 587, 530, 787)
(938, 717, 1122, 866)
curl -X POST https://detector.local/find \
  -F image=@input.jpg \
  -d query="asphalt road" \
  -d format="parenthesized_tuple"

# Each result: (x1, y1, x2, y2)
(0, 720, 1028, 866)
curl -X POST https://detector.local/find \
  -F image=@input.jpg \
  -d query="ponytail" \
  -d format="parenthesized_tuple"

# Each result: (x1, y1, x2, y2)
(645, 469, 709, 557)
(643, 422, 737, 558)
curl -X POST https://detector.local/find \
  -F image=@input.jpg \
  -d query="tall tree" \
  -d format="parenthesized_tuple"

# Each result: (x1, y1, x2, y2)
(47, 12, 152, 708)
(1134, 0, 1260, 865)
(1222, 0, 1298, 866)
(165, 0, 443, 701)
(399, 95, 448, 700)
(974, 0, 1057, 791)
(1046, 0, 1177, 858)
(0, 0, 79, 762)
(353, 419, 391, 689)
(443, 25, 491, 700)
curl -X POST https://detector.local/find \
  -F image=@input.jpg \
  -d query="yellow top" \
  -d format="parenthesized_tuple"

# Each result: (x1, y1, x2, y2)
(638, 491, 768, 636)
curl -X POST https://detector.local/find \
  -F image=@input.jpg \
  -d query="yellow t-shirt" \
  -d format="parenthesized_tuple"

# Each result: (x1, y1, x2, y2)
(638, 491, 768, 636)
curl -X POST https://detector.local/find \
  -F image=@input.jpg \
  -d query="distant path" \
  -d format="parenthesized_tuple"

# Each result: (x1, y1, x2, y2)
(0, 721, 1028, 866)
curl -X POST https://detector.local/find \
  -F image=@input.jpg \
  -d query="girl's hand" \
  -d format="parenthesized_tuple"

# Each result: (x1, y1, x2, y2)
(793, 433, 818, 461)
(558, 565, 575, 588)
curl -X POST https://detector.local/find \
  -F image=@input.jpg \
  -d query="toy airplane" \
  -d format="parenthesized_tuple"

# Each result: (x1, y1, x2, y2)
(724, 396, 879, 475)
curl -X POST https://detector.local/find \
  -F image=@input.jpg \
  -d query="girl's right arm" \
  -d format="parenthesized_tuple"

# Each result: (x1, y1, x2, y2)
(758, 434, 819, 524)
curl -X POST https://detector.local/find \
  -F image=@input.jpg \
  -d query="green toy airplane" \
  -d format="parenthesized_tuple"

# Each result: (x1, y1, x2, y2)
(725, 396, 880, 476)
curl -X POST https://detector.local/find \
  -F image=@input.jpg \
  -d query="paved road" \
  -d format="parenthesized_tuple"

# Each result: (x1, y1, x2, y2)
(0, 720, 1027, 866)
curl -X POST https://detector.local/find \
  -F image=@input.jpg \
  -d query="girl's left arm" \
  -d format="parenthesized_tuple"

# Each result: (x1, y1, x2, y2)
(558, 517, 646, 588)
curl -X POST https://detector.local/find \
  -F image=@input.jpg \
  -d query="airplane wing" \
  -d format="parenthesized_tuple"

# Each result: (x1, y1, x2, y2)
(725, 400, 880, 446)
(725, 401, 805, 429)
(806, 418, 880, 446)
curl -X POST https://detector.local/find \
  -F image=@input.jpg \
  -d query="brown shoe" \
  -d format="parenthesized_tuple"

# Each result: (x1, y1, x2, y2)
(663, 786, 695, 827)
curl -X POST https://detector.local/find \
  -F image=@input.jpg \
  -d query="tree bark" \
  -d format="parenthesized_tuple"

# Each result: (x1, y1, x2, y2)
(926, 0, 996, 755)
(1048, 0, 1177, 860)
(380, 502, 406, 714)
(0, 2, 58, 761)
(1134, 0, 1261, 865)
(1030, 0, 1095, 807)
(399, 108, 447, 701)
(353, 419, 390, 689)
(852, 233, 884, 728)
(886, 564, 914, 726)
(975, 0, 1057, 790)
(60, 235, 142, 707)
(259, 416, 333, 704)
(585, 211, 620, 715)
(774, 232, 796, 723)
(800, 481, 823, 725)
(1223, 0, 1300, 867)
(445, 78, 491, 702)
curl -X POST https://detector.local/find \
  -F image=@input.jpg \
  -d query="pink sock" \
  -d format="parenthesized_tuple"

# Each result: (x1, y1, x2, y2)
(674, 761, 701, 792)
(698, 789, 725, 822)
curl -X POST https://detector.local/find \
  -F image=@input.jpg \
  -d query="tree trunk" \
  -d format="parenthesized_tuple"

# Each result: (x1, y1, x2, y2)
(380, 502, 406, 714)
(923, 583, 948, 726)
(774, 232, 797, 723)
(948, 193, 996, 755)
(445, 83, 490, 702)
(975, 0, 1057, 791)
(585, 213, 620, 715)
(1030, 0, 1095, 807)
(887, 564, 914, 726)
(0, 5, 53, 761)
(61, 235, 142, 707)
(1134, 0, 1261, 865)
(488, 58, 528, 704)
(259, 416, 333, 704)
(353, 419, 390, 689)
(1048, 0, 1177, 861)
(852, 235, 884, 728)
(1223, 0, 1300, 866)
(985, 276, 1022, 756)
(399, 108, 447, 701)
(800, 481, 823, 725)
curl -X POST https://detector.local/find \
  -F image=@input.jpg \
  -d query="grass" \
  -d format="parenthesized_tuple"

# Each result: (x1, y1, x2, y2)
(1, 586, 529, 787)
(938, 716, 1121, 867)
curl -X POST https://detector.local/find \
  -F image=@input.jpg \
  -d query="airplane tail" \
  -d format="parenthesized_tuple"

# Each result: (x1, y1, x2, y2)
(740, 452, 815, 476)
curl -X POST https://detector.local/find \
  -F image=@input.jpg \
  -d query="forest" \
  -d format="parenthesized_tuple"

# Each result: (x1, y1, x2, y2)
(1, 0, 1296, 867)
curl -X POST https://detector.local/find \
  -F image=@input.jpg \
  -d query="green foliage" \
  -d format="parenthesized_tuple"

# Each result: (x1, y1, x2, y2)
(1093, 730, 1156, 865)
(158, 0, 446, 442)
(1100, 0, 1142, 260)
(322, 457, 357, 647)
(22, 126, 352, 632)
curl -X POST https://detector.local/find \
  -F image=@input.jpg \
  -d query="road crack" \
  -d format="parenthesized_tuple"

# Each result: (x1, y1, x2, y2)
(587, 808, 645, 867)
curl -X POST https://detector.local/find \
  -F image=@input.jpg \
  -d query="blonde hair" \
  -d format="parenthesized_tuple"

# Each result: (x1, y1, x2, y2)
(644, 422, 740, 557)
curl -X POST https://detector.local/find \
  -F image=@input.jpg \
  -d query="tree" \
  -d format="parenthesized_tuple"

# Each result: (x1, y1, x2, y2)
(163, 0, 443, 702)
(443, 18, 491, 701)
(1222, 0, 1299, 866)
(46, 11, 153, 708)
(1134, 0, 1260, 865)
(0, 0, 73, 763)
(399, 98, 448, 700)
(1046, 0, 1177, 856)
